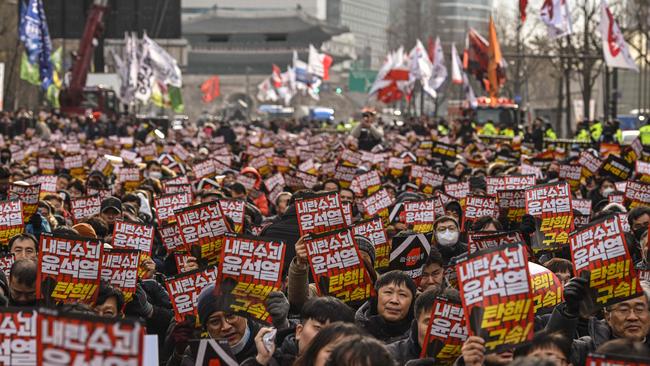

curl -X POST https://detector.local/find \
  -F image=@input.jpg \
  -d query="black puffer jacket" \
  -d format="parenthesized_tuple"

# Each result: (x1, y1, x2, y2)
(437, 241, 467, 266)
(355, 301, 412, 344)
(260, 206, 300, 273)
(386, 321, 421, 365)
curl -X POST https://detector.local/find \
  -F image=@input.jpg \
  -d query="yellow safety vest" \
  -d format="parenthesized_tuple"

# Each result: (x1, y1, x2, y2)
(590, 122, 603, 141)
(640, 124, 650, 145)
(545, 129, 557, 140)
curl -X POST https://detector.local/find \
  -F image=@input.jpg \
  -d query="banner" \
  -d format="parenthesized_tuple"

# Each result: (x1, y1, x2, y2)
(37, 308, 145, 365)
(569, 215, 641, 316)
(352, 217, 389, 270)
(111, 220, 154, 255)
(389, 233, 432, 281)
(600, 155, 633, 181)
(153, 192, 192, 226)
(463, 196, 499, 231)
(101, 249, 139, 302)
(403, 199, 436, 233)
(218, 233, 286, 322)
(420, 297, 468, 363)
(70, 195, 101, 224)
(37, 233, 103, 304)
(624, 181, 650, 208)
(528, 262, 563, 314)
(304, 229, 374, 305)
(485, 175, 536, 196)
(219, 199, 245, 234)
(175, 202, 231, 267)
(496, 190, 526, 224)
(0, 308, 36, 364)
(468, 231, 525, 254)
(165, 266, 219, 322)
(525, 182, 574, 252)
(456, 243, 533, 353)
(8, 183, 40, 222)
(0, 200, 23, 246)
(295, 192, 346, 236)
(359, 188, 394, 220)
(586, 353, 650, 366)
(445, 182, 470, 200)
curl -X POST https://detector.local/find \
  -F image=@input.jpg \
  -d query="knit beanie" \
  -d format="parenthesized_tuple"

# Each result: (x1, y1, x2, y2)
(354, 235, 375, 266)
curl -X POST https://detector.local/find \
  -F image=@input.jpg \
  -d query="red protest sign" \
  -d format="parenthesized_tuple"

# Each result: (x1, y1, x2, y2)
(71, 195, 101, 223)
(154, 192, 192, 226)
(586, 353, 650, 366)
(525, 182, 574, 252)
(403, 199, 436, 233)
(529, 262, 563, 313)
(350, 170, 382, 197)
(218, 233, 286, 322)
(359, 188, 395, 220)
(295, 192, 346, 236)
(8, 183, 40, 222)
(165, 266, 219, 322)
(496, 189, 526, 224)
(444, 182, 469, 200)
(0, 253, 14, 280)
(485, 175, 536, 196)
(342, 202, 353, 226)
(463, 196, 499, 231)
(624, 181, 650, 208)
(37, 309, 145, 365)
(163, 183, 193, 197)
(579, 151, 603, 177)
(162, 175, 190, 186)
(175, 202, 232, 266)
(0, 200, 23, 246)
(352, 217, 389, 270)
(420, 297, 468, 363)
(101, 249, 140, 302)
(219, 199, 245, 234)
(0, 308, 36, 364)
(193, 159, 217, 180)
(111, 220, 154, 255)
(37, 233, 103, 304)
(456, 243, 533, 353)
(160, 222, 184, 252)
(559, 164, 582, 190)
(304, 228, 374, 305)
(419, 171, 444, 194)
(118, 167, 141, 192)
(467, 231, 525, 254)
(174, 251, 193, 273)
(569, 215, 641, 316)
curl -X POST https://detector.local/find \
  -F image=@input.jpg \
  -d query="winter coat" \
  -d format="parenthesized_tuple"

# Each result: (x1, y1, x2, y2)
(386, 321, 421, 365)
(261, 206, 300, 273)
(240, 332, 299, 366)
(355, 301, 412, 344)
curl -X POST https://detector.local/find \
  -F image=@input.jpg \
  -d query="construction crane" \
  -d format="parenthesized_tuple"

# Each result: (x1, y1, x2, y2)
(59, 0, 118, 118)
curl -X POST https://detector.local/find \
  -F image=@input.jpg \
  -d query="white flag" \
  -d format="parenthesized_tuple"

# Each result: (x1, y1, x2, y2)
(540, 0, 573, 39)
(462, 72, 478, 108)
(450, 43, 464, 85)
(369, 52, 395, 97)
(307, 44, 333, 80)
(429, 37, 448, 91)
(256, 78, 278, 102)
(134, 37, 154, 103)
(408, 41, 436, 98)
(142, 33, 182, 87)
(600, 0, 638, 71)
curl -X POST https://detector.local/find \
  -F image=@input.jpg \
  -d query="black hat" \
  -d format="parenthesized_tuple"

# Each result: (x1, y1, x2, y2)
(101, 196, 122, 214)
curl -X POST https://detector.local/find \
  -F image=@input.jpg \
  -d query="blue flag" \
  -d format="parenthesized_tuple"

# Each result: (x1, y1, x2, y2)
(19, 0, 53, 90)
(37, 0, 53, 90)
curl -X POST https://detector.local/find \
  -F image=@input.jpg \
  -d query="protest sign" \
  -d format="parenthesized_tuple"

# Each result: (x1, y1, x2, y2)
(219, 199, 246, 234)
(118, 167, 142, 192)
(193, 159, 216, 180)
(162, 175, 190, 187)
(163, 183, 193, 196)
(175, 202, 231, 267)
(445, 182, 470, 200)
(635, 160, 650, 183)
(8, 183, 40, 222)
(569, 215, 641, 316)
(579, 151, 603, 178)
(419, 171, 444, 194)
(165, 266, 219, 322)
(63, 154, 84, 178)
(432, 141, 458, 161)
(111, 220, 154, 255)
(101, 249, 139, 302)
(0, 253, 14, 279)
(456, 243, 533, 353)
(264, 173, 285, 192)
(37, 233, 102, 304)
(37, 308, 145, 365)
(0, 200, 23, 246)
(463, 196, 499, 231)
(420, 297, 468, 363)
(31, 175, 57, 197)
(496, 190, 526, 224)
(295, 192, 346, 236)
(218, 233, 285, 322)
(359, 188, 394, 220)
(403, 199, 436, 233)
(333, 165, 356, 188)
(528, 262, 563, 313)
(525, 182, 574, 252)
(485, 175, 536, 196)
(71, 195, 101, 223)
(350, 170, 382, 197)
(600, 155, 633, 181)
(38, 157, 55, 174)
(304, 228, 374, 305)
(624, 181, 650, 208)
(387, 156, 405, 177)
(154, 192, 192, 226)
(174, 251, 193, 273)
(192, 339, 239, 366)
(0, 308, 36, 365)
(585, 353, 650, 366)
(559, 164, 582, 190)
(352, 217, 389, 270)
(160, 222, 184, 252)
(467, 231, 525, 254)
(294, 171, 319, 189)
(389, 233, 432, 281)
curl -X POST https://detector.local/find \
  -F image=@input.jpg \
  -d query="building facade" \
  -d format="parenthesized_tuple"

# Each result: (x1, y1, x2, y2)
(432, 0, 493, 47)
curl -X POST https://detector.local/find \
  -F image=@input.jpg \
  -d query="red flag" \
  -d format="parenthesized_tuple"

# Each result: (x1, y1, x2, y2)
(520, 0, 528, 22)
(427, 35, 435, 62)
(487, 16, 503, 101)
(200, 76, 220, 103)
(272, 64, 282, 87)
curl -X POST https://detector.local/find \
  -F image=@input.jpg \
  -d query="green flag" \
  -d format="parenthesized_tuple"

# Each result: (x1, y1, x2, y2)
(20, 52, 40, 86)
(46, 83, 60, 108)
(169, 86, 184, 113)
(50, 47, 62, 73)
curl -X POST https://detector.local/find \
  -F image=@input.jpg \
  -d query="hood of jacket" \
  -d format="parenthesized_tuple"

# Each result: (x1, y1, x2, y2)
(355, 301, 412, 343)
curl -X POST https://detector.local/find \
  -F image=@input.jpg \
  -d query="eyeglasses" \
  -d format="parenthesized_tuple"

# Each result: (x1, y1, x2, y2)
(610, 305, 649, 317)
(206, 313, 238, 330)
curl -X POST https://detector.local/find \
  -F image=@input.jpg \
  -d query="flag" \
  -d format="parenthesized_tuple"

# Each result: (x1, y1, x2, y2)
(19, 0, 53, 91)
(429, 36, 448, 91)
(427, 36, 435, 62)
(462, 72, 478, 108)
(308, 44, 333, 80)
(20, 52, 40, 86)
(151, 81, 171, 108)
(142, 33, 182, 88)
(369, 48, 410, 103)
(465, 28, 489, 87)
(408, 40, 435, 98)
(540, 0, 573, 38)
(451, 43, 464, 85)
(520, 0, 528, 22)
(257, 78, 278, 102)
(272, 64, 282, 88)
(169, 86, 184, 113)
(487, 16, 503, 101)
(200, 76, 220, 103)
(293, 50, 311, 86)
(600, 0, 638, 71)
(135, 36, 154, 102)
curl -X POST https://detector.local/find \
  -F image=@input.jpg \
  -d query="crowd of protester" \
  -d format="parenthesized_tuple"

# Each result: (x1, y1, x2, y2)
(0, 107, 649, 366)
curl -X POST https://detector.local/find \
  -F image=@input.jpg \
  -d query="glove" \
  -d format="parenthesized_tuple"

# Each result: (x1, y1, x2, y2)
(520, 214, 537, 235)
(124, 284, 154, 319)
(563, 277, 588, 317)
(265, 291, 290, 329)
(171, 320, 195, 355)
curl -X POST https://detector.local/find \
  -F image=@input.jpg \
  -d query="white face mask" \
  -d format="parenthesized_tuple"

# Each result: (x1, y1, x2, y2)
(436, 230, 459, 247)
(602, 187, 615, 197)
(149, 171, 162, 180)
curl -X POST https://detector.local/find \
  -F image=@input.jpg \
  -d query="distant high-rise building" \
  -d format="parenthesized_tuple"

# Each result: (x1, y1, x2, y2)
(432, 1, 493, 47)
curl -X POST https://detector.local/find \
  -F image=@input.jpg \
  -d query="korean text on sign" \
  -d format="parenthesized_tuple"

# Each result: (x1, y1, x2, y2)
(112, 220, 155, 255)
(175, 201, 232, 266)
(0, 309, 36, 365)
(295, 192, 346, 236)
(420, 297, 468, 364)
(525, 182, 574, 252)
(165, 266, 219, 322)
